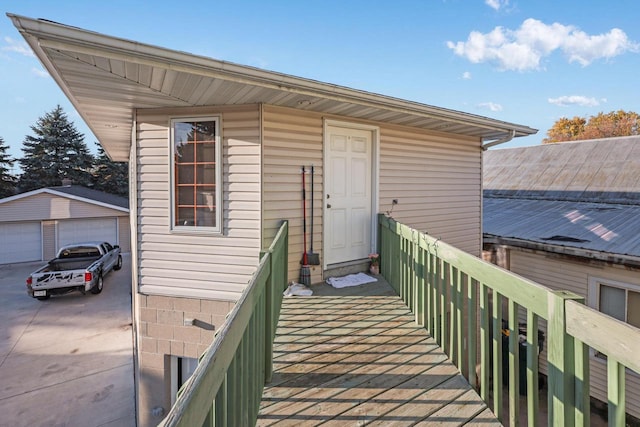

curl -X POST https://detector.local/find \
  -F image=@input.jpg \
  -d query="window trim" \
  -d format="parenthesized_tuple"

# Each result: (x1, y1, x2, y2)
(588, 276, 640, 359)
(169, 115, 223, 233)
(170, 356, 199, 405)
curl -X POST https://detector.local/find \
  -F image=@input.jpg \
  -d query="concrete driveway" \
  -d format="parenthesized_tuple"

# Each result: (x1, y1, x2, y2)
(0, 255, 135, 427)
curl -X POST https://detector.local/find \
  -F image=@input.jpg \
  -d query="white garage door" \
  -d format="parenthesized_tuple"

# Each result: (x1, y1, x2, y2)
(0, 222, 42, 264)
(57, 218, 117, 251)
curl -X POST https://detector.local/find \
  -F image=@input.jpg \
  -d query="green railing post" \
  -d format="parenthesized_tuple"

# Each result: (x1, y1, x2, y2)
(262, 250, 274, 384)
(455, 268, 463, 370)
(415, 240, 426, 327)
(608, 358, 626, 426)
(479, 283, 490, 401)
(526, 310, 540, 427)
(547, 290, 584, 427)
(467, 277, 478, 390)
(507, 299, 520, 426)
(573, 336, 590, 426)
(492, 291, 503, 421)
(426, 250, 435, 336)
(214, 376, 227, 426)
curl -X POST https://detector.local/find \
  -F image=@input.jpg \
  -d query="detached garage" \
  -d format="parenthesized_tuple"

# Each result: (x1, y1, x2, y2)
(0, 185, 129, 265)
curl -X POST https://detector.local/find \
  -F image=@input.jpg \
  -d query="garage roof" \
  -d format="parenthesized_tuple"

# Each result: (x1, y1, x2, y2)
(8, 13, 537, 162)
(0, 186, 129, 212)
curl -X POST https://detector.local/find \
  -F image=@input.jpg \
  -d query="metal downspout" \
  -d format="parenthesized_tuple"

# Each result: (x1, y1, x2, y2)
(482, 129, 516, 150)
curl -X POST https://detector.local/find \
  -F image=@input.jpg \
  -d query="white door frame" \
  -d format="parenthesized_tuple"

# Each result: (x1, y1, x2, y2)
(323, 119, 380, 270)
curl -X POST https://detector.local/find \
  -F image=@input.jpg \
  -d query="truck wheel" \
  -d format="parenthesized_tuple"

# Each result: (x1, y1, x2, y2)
(91, 275, 104, 294)
(36, 295, 50, 301)
(113, 255, 123, 271)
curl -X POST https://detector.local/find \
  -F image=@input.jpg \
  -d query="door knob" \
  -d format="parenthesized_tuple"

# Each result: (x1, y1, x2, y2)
(327, 204, 331, 208)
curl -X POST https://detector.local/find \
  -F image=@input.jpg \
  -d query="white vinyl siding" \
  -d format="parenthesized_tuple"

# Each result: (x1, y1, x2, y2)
(262, 106, 324, 283)
(136, 105, 261, 301)
(510, 249, 640, 419)
(262, 105, 483, 283)
(379, 125, 481, 255)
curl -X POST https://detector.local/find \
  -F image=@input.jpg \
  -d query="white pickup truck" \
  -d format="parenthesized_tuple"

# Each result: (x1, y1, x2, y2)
(26, 242, 122, 300)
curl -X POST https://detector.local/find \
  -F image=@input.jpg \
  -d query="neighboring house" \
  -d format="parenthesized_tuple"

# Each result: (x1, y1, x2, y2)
(0, 184, 130, 264)
(483, 135, 640, 419)
(9, 15, 537, 426)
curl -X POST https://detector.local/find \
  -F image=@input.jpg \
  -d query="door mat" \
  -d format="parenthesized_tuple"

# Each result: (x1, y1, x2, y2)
(326, 272, 377, 289)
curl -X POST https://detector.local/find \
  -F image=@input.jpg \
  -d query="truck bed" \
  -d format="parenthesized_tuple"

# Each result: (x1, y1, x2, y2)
(40, 256, 101, 272)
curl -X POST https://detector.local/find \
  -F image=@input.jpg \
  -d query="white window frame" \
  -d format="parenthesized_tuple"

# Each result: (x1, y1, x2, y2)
(170, 356, 199, 405)
(588, 276, 640, 359)
(169, 116, 223, 233)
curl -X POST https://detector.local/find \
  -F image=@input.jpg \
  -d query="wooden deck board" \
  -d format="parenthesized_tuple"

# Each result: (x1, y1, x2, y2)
(258, 277, 502, 426)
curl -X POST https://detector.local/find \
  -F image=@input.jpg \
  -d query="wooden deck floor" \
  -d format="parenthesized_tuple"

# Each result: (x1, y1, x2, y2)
(258, 276, 501, 426)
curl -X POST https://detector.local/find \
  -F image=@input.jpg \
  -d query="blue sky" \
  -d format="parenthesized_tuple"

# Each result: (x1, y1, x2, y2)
(1, 0, 639, 171)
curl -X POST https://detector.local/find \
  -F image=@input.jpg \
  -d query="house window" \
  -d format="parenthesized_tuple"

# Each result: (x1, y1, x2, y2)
(170, 356, 198, 405)
(589, 277, 640, 358)
(170, 117, 221, 232)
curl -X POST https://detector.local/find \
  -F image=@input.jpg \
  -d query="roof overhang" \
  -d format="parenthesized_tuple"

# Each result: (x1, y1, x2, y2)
(9, 13, 537, 162)
(484, 234, 640, 269)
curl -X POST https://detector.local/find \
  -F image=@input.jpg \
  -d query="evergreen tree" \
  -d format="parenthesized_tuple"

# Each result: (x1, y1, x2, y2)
(91, 143, 129, 196)
(0, 136, 17, 198)
(18, 105, 94, 192)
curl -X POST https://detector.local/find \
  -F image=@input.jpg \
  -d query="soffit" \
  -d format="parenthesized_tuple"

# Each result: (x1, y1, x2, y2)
(10, 14, 537, 162)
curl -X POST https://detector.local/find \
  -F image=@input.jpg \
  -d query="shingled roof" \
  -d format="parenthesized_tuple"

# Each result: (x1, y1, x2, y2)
(47, 185, 129, 209)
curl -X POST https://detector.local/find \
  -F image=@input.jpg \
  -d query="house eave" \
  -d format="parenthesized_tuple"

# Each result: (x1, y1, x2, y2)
(8, 13, 537, 162)
(484, 234, 640, 269)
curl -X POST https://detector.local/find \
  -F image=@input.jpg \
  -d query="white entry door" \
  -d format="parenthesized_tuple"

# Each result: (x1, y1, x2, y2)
(325, 125, 373, 265)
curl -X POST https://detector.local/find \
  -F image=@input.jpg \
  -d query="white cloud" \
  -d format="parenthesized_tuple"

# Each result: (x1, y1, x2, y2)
(32, 68, 50, 78)
(2, 36, 34, 57)
(462, 71, 472, 79)
(548, 95, 599, 107)
(485, 0, 508, 11)
(447, 18, 638, 71)
(478, 102, 503, 112)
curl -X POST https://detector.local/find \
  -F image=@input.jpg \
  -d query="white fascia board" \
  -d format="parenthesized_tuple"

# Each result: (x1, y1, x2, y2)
(8, 13, 537, 139)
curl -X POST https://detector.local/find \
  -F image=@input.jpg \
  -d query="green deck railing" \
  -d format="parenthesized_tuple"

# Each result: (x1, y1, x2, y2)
(158, 220, 288, 427)
(379, 214, 640, 426)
